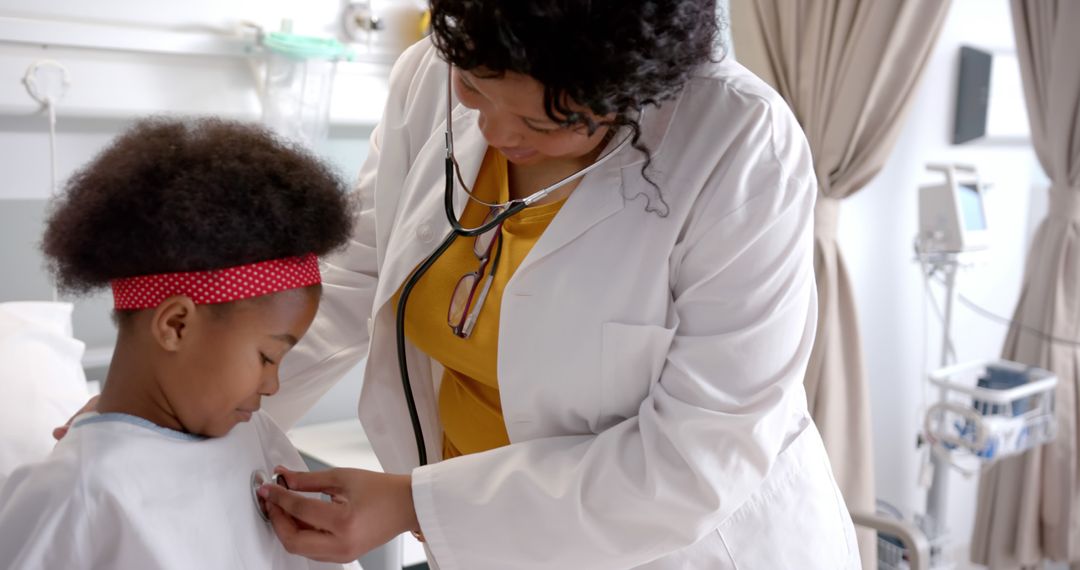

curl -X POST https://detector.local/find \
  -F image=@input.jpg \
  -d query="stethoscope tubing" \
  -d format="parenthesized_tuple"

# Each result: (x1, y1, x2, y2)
(394, 159, 528, 467)
(395, 229, 455, 467)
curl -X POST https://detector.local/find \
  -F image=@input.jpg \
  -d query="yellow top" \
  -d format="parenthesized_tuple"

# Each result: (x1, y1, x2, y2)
(393, 148, 566, 458)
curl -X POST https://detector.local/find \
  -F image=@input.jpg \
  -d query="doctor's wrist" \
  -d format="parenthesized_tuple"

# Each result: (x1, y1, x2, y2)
(396, 473, 421, 536)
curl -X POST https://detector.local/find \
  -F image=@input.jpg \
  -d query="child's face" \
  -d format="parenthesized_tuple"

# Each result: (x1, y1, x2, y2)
(163, 288, 319, 437)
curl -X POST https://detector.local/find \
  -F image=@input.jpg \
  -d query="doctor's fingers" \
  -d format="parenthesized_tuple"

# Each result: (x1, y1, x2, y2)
(53, 395, 100, 440)
(260, 484, 346, 530)
(266, 502, 356, 563)
(273, 466, 346, 495)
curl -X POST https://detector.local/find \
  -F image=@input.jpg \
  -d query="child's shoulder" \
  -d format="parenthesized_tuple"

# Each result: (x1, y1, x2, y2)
(0, 439, 84, 503)
(0, 417, 145, 505)
(0, 439, 93, 567)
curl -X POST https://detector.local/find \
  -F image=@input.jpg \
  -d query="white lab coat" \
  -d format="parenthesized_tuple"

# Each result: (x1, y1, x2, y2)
(267, 38, 859, 569)
(0, 411, 357, 570)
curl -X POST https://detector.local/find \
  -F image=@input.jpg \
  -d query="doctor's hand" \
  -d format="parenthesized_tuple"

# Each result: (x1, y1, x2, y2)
(52, 395, 100, 440)
(259, 466, 420, 563)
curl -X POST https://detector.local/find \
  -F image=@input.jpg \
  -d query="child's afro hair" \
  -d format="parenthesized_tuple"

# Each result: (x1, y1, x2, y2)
(42, 117, 355, 294)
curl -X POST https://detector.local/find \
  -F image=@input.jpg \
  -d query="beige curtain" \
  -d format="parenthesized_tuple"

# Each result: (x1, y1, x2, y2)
(971, 2, 1080, 568)
(733, 2, 951, 568)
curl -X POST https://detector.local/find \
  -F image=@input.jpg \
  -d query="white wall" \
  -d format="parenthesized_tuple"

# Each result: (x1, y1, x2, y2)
(839, 0, 1051, 567)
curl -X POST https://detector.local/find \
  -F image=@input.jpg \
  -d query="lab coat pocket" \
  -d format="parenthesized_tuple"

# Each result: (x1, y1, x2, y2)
(716, 428, 858, 569)
(598, 322, 676, 431)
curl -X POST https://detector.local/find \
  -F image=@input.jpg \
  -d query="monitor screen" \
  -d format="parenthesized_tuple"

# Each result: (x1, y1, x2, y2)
(958, 182, 987, 231)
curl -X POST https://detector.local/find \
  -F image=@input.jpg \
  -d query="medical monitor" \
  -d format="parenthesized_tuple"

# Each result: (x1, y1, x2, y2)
(918, 164, 989, 253)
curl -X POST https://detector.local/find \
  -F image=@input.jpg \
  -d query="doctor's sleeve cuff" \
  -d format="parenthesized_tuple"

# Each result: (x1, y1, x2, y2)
(411, 463, 461, 570)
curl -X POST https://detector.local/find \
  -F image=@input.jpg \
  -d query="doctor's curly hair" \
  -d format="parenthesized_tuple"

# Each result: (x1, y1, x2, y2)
(430, 0, 722, 178)
(41, 117, 355, 297)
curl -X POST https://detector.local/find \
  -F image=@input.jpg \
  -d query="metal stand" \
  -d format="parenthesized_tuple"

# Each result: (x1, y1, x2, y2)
(922, 258, 958, 567)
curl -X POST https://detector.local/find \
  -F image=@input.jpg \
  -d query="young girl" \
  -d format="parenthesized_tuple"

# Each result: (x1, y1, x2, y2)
(0, 118, 359, 569)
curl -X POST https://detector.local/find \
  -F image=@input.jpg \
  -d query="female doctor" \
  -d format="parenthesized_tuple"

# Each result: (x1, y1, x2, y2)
(258, 1, 861, 568)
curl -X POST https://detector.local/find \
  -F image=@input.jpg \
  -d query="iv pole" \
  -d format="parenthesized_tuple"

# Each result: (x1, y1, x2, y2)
(923, 256, 959, 565)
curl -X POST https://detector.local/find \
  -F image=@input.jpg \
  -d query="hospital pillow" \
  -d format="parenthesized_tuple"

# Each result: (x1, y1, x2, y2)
(0, 302, 90, 478)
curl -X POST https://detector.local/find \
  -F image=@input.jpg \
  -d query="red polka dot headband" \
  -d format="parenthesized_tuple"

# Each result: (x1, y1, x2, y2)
(111, 254, 321, 310)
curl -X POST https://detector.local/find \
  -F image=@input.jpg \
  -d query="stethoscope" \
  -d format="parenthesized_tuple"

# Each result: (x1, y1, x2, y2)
(394, 66, 638, 467)
(251, 469, 288, 522)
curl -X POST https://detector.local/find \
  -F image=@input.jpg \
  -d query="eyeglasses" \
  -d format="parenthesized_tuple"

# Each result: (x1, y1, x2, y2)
(447, 207, 505, 338)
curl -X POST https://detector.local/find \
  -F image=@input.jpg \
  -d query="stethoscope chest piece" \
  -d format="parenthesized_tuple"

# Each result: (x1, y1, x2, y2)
(250, 469, 289, 522)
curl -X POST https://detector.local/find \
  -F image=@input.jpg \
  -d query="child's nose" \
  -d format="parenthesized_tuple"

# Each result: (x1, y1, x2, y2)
(260, 368, 281, 396)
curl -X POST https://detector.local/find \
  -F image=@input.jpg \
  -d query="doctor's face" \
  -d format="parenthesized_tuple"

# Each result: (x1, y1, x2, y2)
(161, 288, 319, 437)
(452, 68, 613, 166)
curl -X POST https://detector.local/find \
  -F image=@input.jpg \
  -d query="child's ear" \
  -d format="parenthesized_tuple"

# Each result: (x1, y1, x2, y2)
(149, 296, 197, 352)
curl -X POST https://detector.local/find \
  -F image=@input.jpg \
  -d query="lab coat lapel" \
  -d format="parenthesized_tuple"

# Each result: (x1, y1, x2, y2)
(514, 149, 626, 276)
(372, 107, 487, 314)
(517, 101, 681, 275)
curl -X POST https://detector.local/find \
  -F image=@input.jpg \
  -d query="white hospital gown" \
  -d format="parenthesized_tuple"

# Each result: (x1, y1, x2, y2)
(0, 410, 359, 570)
